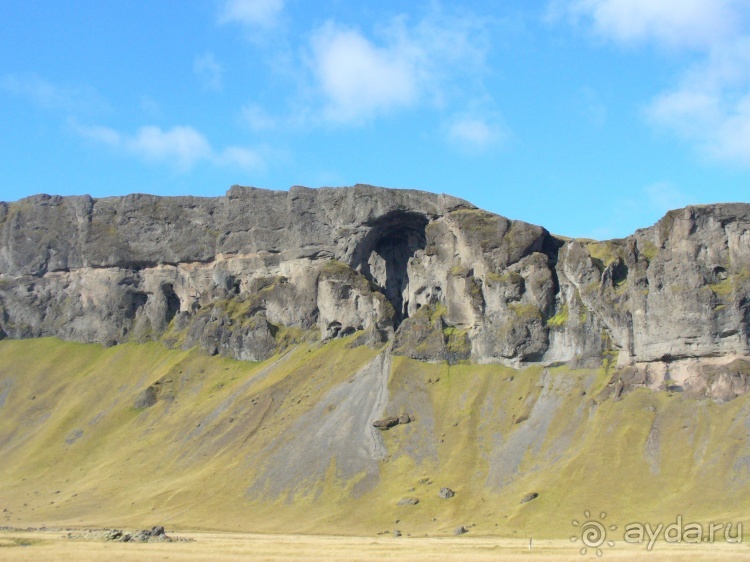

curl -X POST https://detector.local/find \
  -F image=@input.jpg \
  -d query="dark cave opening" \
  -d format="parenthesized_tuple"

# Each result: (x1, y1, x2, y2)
(123, 291, 148, 319)
(162, 283, 181, 324)
(352, 211, 428, 327)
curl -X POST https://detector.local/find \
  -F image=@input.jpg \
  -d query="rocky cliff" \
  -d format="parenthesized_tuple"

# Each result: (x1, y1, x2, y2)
(1, 185, 749, 400)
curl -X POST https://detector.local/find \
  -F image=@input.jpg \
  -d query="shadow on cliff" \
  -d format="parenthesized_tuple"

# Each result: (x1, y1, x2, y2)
(351, 211, 429, 327)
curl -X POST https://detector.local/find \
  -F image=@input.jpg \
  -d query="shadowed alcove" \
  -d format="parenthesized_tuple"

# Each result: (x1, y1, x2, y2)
(351, 211, 428, 327)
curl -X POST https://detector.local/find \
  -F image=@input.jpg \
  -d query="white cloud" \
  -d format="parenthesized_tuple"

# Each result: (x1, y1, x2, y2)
(712, 95, 750, 163)
(308, 22, 420, 123)
(77, 123, 211, 170)
(446, 115, 506, 151)
(553, 0, 744, 49)
(306, 13, 490, 124)
(552, 0, 750, 165)
(218, 0, 284, 28)
(125, 126, 212, 170)
(2, 73, 107, 113)
(646, 37, 750, 165)
(225, 8, 494, 134)
(647, 90, 719, 138)
(73, 122, 263, 172)
(194, 53, 223, 91)
(74, 122, 122, 146)
(225, 8, 492, 131)
(215, 146, 265, 169)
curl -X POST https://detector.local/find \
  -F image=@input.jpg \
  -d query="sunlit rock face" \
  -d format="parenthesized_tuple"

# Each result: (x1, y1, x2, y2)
(2, 185, 750, 400)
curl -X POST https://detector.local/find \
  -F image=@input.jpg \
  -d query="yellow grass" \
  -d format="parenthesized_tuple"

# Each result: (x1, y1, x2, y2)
(2, 531, 750, 561)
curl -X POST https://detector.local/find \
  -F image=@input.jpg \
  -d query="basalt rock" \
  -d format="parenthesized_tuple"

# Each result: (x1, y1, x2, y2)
(520, 492, 539, 504)
(134, 386, 158, 409)
(372, 416, 400, 430)
(397, 497, 420, 506)
(439, 487, 455, 499)
(2, 186, 750, 401)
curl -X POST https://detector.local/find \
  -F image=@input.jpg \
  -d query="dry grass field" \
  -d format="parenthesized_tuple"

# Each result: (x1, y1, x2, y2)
(2, 530, 750, 561)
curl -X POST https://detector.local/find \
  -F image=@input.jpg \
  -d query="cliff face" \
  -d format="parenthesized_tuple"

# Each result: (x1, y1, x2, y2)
(1, 185, 749, 400)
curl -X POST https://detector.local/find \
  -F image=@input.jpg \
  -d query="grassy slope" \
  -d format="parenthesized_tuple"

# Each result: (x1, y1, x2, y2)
(0, 338, 749, 538)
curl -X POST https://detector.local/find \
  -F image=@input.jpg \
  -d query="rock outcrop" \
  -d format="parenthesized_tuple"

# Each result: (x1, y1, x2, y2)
(1, 185, 750, 401)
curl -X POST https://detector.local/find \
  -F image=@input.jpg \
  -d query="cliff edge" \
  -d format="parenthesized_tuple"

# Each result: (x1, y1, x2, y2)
(2, 185, 749, 401)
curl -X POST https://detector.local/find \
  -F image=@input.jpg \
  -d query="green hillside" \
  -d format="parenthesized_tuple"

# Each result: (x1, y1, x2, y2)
(1, 338, 748, 539)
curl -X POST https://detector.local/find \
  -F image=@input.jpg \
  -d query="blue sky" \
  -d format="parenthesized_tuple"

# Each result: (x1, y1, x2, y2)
(2, 0, 750, 239)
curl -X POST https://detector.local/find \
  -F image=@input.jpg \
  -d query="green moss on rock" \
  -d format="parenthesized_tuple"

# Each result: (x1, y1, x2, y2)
(639, 240, 658, 262)
(546, 305, 569, 328)
(509, 303, 541, 320)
